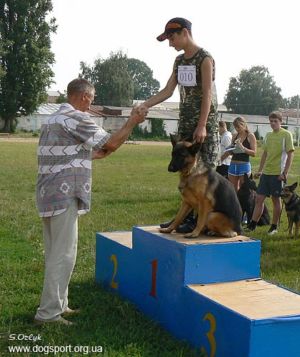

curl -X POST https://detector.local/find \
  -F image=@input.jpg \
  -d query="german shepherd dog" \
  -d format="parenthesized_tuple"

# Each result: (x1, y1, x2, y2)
(238, 173, 270, 226)
(280, 182, 300, 238)
(160, 137, 242, 238)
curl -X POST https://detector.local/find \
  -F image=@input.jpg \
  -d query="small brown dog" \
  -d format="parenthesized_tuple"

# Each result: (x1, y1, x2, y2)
(280, 182, 300, 238)
(160, 136, 242, 238)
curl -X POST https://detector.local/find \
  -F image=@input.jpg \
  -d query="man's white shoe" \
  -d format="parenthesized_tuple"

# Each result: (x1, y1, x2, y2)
(34, 316, 74, 326)
(63, 307, 80, 316)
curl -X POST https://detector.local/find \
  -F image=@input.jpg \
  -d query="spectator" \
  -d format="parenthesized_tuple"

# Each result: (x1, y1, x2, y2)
(247, 111, 294, 235)
(225, 116, 256, 191)
(216, 121, 232, 177)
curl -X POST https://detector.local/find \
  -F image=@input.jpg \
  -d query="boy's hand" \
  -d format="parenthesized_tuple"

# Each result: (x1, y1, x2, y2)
(253, 172, 262, 179)
(129, 105, 148, 124)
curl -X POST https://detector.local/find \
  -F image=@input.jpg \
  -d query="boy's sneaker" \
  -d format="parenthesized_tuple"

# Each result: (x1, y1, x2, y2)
(267, 226, 278, 235)
(245, 221, 257, 232)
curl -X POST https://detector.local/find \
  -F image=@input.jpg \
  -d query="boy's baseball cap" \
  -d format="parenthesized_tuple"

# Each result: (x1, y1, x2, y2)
(156, 17, 192, 42)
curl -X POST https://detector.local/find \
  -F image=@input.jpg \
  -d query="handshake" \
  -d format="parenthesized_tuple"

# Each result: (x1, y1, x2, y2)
(129, 103, 149, 125)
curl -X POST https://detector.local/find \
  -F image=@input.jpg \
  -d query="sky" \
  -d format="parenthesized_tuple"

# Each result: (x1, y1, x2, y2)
(49, 0, 300, 104)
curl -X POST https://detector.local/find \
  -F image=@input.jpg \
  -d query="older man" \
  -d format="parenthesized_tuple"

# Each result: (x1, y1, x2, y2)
(34, 78, 147, 325)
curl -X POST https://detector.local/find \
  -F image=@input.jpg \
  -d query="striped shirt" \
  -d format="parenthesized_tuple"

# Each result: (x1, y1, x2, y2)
(36, 103, 111, 217)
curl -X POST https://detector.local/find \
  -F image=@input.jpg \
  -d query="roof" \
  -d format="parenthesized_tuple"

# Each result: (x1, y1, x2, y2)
(31, 103, 179, 120)
(279, 108, 300, 118)
(32, 104, 121, 117)
(29, 103, 300, 126)
(47, 90, 61, 97)
(220, 112, 300, 126)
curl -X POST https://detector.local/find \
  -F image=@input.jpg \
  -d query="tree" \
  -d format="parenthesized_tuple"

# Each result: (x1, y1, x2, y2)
(224, 66, 283, 115)
(80, 52, 133, 107)
(80, 51, 160, 106)
(56, 92, 67, 104)
(282, 95, 299, 109)
(127, 58, 159, 99)
(0, 0, 56, 132)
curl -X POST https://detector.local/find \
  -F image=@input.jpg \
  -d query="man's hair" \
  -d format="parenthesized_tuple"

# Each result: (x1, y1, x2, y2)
(219, 120, 227, 129)
(269, 111, 283, 122)
(67, 78, 94, 96)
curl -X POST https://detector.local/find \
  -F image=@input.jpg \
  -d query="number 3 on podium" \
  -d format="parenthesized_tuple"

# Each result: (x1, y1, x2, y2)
(200, 312, 216, 357)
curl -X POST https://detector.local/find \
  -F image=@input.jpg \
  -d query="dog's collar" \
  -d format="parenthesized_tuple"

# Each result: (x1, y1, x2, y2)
(285, 194, 300, 210)
(181, 162, 198, 177)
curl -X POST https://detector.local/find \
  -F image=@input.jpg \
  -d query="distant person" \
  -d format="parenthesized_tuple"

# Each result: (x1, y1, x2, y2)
(224, 116, 256, 191)
(34, 78, 147, 326)
(247, 111, 294, 235)
(216, 121, 232, 178)
(139, 17, 219, 233)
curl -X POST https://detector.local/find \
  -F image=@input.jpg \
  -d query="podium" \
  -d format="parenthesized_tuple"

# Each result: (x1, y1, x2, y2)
(95, 226, 300, 357)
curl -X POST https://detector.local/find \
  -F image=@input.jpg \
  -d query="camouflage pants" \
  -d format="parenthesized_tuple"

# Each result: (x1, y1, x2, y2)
(178, 115, 220, 168)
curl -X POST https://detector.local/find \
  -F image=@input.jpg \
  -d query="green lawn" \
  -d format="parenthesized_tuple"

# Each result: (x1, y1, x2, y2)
(0, 141, 300, 356)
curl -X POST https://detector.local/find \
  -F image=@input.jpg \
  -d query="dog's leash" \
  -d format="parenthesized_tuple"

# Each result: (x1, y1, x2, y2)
(278, 177, 287, 229)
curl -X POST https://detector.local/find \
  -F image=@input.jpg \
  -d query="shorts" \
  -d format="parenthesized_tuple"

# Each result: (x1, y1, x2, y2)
(256, 174, 283, 197)
(228, 162, 251, 176)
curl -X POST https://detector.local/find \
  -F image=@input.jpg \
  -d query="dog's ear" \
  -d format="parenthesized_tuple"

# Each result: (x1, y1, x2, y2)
(249, 173, 253, 180)
(170, 134, 178, 147)
(188, 142, 202, 155)
(290, 182, 298, 191)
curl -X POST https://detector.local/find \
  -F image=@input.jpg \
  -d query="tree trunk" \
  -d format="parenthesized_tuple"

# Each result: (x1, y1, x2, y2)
(3, 117, 12, 133)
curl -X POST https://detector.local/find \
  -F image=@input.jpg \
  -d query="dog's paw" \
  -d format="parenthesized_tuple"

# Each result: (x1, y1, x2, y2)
(184, 231, 200, 238)
(206, 230, 217, 236)
(222, 231, 237, 238)
(159, 227, 173, 234)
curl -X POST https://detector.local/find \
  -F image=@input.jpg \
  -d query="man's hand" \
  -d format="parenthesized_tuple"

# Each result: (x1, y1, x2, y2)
(130, 105, 148, 125)
(253, 172, 262, 179)
(92, 148, 112, 160)
(193, 125, 207, 144)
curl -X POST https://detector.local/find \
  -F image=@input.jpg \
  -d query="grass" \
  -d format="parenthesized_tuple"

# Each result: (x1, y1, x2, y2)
(0, 141, 300, 356)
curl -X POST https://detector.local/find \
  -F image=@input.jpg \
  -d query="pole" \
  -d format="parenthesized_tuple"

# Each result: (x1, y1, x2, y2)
(297, 95, 299, 147)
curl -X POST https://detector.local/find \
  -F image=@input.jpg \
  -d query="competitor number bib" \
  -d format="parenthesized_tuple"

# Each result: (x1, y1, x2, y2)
(178, 65, 197, 86)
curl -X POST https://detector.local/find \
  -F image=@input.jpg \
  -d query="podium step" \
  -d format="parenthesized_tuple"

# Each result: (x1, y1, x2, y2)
(189, 279, 300, 319)
(183, 279, 300, 356)
(95, 226, 300, 356)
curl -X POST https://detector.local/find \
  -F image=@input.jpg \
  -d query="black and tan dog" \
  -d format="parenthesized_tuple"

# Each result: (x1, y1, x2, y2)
(160, 136, 242, 238)
(280, 182, 300, 238)
(238, 173, 270, 226)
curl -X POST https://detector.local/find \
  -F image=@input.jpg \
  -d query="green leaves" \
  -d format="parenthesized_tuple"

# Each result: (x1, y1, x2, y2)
(127, 58, 160, 100)
(0, 0, 56, 132)
(224, 65, 283, 115)
(80, 51, 160, 107)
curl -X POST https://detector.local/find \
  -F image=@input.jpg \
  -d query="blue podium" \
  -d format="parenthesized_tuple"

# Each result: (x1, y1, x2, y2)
(95, 226, 300, 357)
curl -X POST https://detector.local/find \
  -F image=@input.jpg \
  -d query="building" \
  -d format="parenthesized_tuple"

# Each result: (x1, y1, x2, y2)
(14, 102, 300, 143)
